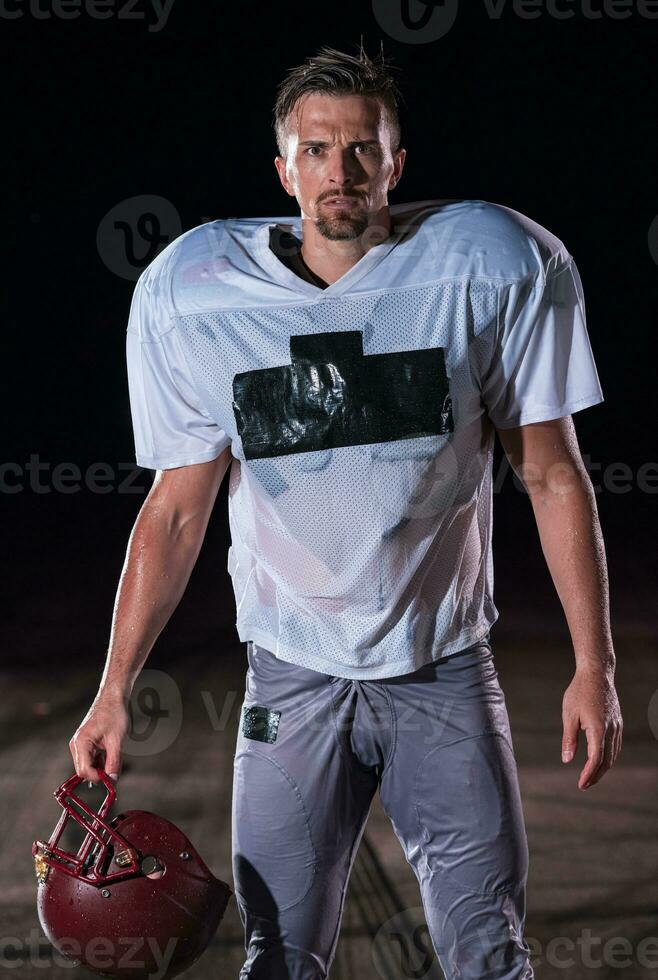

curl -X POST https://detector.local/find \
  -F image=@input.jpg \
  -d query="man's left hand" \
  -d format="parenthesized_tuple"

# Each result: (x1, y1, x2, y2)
(561, 666, 623, 790)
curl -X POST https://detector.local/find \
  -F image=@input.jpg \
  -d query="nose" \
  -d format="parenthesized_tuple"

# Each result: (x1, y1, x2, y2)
(326, 146, 358, 188)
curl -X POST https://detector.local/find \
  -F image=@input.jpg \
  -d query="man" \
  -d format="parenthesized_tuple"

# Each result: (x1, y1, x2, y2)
(70, 44, 622, 980)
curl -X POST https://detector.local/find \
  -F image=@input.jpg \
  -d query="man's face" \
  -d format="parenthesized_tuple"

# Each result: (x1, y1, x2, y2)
(274, 93, 405, 242)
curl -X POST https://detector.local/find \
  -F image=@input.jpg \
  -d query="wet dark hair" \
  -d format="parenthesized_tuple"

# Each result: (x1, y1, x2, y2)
(273, 42, 404, 156)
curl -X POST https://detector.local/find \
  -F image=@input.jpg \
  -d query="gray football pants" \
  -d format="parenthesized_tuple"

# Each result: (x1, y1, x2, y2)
(232, 635, 534, 979)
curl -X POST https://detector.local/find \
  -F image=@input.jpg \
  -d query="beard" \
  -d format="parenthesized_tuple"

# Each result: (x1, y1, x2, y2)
(315, 201, 370, 241)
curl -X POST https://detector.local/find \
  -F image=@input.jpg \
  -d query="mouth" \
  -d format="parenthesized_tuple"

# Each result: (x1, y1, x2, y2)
(320, 195, 362, 210)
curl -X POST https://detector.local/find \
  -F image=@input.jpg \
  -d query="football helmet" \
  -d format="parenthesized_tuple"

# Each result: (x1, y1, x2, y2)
(32, 769, 232, 978)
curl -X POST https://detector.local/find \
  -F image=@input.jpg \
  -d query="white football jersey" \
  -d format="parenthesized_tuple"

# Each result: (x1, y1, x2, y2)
(125, 199, 604, 678)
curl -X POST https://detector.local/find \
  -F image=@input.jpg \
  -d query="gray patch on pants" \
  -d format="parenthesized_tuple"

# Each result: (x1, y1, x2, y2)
(242, 705, 281, 744)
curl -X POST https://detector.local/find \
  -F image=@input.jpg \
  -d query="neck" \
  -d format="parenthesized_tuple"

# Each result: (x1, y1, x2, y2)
(299, 205, 393, 286)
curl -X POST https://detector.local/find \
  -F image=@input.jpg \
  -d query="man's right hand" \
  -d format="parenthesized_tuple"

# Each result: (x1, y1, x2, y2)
(69, 693, 130, 785)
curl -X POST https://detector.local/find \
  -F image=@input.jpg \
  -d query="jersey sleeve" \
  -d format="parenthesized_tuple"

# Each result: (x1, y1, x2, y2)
(480, 257, 604, 429)
(125, 275, 231, 470)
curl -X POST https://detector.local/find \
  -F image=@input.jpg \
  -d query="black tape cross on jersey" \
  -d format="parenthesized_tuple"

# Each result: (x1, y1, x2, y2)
(232, 330, 453, 461)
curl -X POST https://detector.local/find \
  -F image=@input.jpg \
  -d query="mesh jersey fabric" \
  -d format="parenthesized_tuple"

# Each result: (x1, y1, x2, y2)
(125, 198, 604, 679)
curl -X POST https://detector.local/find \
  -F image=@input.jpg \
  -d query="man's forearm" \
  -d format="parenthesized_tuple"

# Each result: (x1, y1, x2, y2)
(98, 503, 207, 701)
(527, 468, 615, 675)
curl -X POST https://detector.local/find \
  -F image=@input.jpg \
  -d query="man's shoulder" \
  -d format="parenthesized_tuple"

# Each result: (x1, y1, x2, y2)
(393, 198, 573, 283)
(137, 214, 294, 315)
(137, 218, 243, 289)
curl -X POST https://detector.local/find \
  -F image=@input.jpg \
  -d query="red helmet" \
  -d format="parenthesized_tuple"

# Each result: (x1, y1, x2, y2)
(32, 770, 232, 979)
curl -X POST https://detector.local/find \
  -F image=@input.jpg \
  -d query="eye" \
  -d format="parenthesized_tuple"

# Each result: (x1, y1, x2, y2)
(305, 146, 323, 156)
(354, 144, 373, 154)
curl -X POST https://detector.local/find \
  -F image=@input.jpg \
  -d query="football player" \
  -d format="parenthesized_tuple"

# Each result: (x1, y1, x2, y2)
(70, 44, 622, 980)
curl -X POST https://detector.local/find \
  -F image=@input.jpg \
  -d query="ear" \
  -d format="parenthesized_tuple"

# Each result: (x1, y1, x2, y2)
(388, 147, 407, 191)
(274, 156, 296, 197)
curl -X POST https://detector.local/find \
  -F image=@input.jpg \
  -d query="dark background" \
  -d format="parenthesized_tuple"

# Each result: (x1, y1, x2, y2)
(2, 5, 658, 978)
(3, 2, 656, 664)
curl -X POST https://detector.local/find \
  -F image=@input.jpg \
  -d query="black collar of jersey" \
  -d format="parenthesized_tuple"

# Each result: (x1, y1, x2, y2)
(268, 226, 329, 291)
